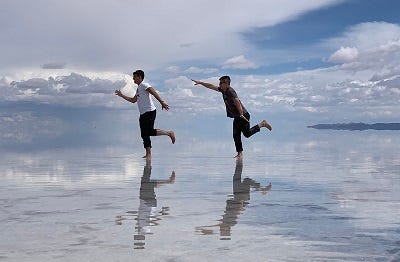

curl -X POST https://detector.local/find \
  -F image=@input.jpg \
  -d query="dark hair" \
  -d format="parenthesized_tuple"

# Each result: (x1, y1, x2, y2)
(133, 70, 145, 79)
(219, 75, 230, 84)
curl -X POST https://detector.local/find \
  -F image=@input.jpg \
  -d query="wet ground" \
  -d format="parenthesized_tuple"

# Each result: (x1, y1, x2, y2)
(1, 131, 399, 261)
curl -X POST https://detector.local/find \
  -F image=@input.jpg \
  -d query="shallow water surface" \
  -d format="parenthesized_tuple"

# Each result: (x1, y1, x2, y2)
(1, 132, 399, 261)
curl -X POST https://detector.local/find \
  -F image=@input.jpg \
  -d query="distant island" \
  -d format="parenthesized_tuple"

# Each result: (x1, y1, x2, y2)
(307, 122, 400, 131)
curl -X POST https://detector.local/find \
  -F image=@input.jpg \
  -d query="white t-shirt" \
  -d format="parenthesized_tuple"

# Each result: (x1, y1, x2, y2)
(136, 82, 156, 114)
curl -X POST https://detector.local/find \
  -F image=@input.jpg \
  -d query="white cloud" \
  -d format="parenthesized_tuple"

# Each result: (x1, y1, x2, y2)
(328, 46, 359, 63)
(222, 55, 258, 70)
(323, 22, 400, 52)
(1, 72, 127, 107)
(183, 67, 219, 74)
(165, 66, 181, 74)
(165, 66, 219, 75)
(181, 88, 195, 98)
(164, 76, 223, 113)
(0, 0, 341, 74)
(321, 22, 400, 85)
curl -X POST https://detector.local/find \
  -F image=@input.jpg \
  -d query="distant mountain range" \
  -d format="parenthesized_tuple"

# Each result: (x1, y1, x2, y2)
(307, 122, 400, 131)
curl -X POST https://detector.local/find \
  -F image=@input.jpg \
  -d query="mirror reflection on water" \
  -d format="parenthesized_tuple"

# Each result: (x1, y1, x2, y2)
(1, 131, 399, 261)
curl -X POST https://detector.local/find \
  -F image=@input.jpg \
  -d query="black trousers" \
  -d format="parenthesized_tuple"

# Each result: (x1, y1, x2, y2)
(139, 110, 157, 148)
(232, 112, 260, 152)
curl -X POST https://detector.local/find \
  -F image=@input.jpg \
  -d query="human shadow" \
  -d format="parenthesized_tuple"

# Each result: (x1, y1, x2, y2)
(115, 159, 175, 249)
(196, 159, 271, 240)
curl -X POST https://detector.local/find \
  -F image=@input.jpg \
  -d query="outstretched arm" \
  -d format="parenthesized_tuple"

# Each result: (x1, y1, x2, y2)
(115, 89, 137, 103)
(147, 87, 170, 110)
(192, 79, 219, 92)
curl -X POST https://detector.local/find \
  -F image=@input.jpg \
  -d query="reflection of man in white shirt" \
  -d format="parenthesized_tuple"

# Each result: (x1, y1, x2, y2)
(134, 159, 175, 249)
(137, 199, 157, 231)
(115, 70, 175, 160)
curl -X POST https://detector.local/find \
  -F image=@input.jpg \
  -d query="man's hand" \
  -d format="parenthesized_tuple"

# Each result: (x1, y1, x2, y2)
(191, 79, 201, 85)
(161, 101, 170, 111)
(115, 89, 122, 97)
(240, 114, 249, 122)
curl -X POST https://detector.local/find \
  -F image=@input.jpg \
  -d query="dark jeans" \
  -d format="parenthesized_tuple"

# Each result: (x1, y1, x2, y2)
(232, 112, 260, 152)
(139, 110, 157, 148)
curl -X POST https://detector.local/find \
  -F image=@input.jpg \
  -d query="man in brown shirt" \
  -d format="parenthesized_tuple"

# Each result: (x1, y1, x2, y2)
(192, 76, 272, 158)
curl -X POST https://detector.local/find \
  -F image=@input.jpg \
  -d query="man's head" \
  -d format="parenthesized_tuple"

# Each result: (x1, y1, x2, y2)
(219, 75, 231, 90)
(133, 70, 145, 84)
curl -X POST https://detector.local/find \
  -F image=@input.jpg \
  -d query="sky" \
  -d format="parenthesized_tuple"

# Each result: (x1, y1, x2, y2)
(1, 0, 400, 148)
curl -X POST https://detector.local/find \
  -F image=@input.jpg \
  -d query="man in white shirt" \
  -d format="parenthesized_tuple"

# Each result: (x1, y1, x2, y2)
(115, 70, 175, 159)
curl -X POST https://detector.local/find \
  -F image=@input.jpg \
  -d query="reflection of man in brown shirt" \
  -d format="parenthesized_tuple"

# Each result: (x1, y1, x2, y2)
(196, 159, 271, 240)
(220, 159, 272, 239)
(192, 76, 272, 158)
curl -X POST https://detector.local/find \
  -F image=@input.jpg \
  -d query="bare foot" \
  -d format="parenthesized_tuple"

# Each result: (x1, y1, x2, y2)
(142, 154, 152, 160)
(234, 152, 243, 159)
(260, 120, 272, 131)
(170, 171, 176, 181)
(169, 131, 176, 144)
